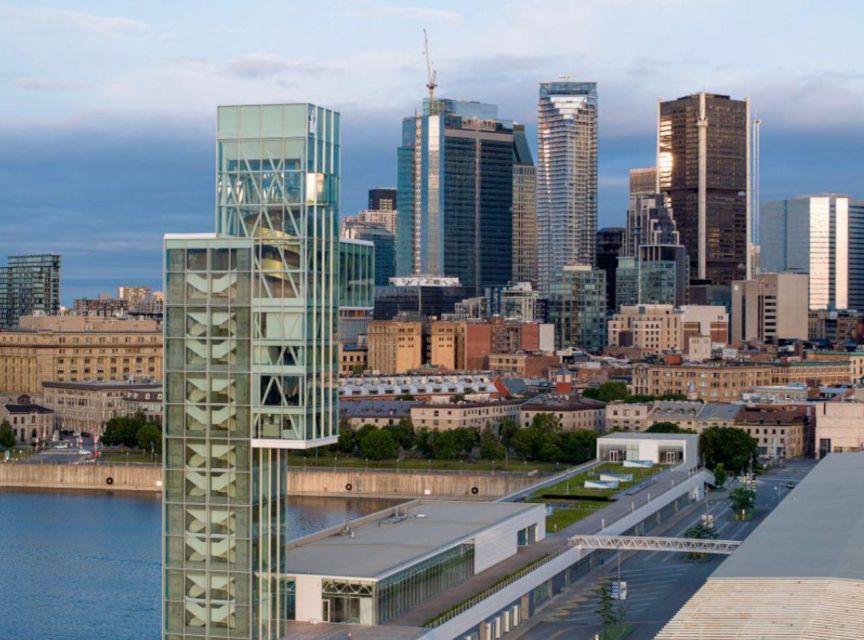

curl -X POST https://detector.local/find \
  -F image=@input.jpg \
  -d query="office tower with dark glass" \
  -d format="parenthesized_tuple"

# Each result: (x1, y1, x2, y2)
(596, 227, 624, 311)
(396, 98, 515, 293)
(512, 123, 537, 287)
(536, 81, 598, 295)
(163, 104, 339, 640)
(367, 187, 396, 212)
(629, 167, 657, 198)
(0, 254, 61, 329)
(657, 92, 750, 286)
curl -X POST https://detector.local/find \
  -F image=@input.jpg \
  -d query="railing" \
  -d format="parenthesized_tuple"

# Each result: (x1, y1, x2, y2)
(286, 464, 559, 478)
(423, 548, 568, 629)
(568, 534, 741, 555)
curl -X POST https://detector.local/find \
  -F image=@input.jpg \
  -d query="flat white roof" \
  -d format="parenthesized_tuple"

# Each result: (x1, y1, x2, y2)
(282, 500, 541, 580)
(598, 432, 698, 444)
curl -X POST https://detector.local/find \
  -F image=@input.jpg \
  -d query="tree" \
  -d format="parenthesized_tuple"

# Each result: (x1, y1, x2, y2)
(102, 415, 148, 447)
(498, 417, 519, 447)
(712, 462, 727, 488)
(595, 581, 619, 635)
(646, 421, 694, 434)
(684, 520, 719, 560)
(350, 364, 366, 375)
(136, 424, 162, 454)
(699, 427, 758, 474)
(560, 430, 597, 464)
(430, 430, 460, 459)
(729, 486, 756, 516)
(530, 413, 561, 432)
(450, 393, 465, 404)
(0, 420, 15, 449)
(479, 432, 506, 461)
(396, 393, 415, 401)
(358, 428, 398, 461)
(384, 418, 415, 450)
(582, 381, 630, 402)
(336, 425, 356, 454)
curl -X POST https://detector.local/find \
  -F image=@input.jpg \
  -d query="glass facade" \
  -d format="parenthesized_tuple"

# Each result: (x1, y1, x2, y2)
(537, 82, 598, 296)
(341, 222, 392, 287)
(164, 103, 340, 640)
(338, 239, 374, 308)
(0, 254, 61, 329)
(549, 266, 607, 351)
(396, 98, 516, 293)
(376, 543, 474, 624)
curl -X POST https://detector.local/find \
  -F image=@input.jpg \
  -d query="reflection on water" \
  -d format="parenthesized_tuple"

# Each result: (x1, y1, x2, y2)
(0, 490, 402, 640)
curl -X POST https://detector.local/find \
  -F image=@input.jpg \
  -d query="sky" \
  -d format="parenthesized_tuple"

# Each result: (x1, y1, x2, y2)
(2, 0, 864, 304)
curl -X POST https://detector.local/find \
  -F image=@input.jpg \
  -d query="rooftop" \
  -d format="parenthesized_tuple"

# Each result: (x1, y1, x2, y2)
(42, 380, 161, 391)
(522, 396, 605, 411)
(714, 454, 864, 581)
(598, 432, 699, 444)
(281, 500, 541, 581)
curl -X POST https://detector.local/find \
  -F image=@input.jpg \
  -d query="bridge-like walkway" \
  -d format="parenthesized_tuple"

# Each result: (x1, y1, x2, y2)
(569, 534, 741, 555)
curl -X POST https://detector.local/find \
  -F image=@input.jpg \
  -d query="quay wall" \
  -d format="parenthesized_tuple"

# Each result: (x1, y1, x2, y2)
(0, 463, 162, 493)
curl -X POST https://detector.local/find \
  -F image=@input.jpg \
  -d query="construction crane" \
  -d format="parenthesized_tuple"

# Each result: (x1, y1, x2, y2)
(423, 28, 437, 105)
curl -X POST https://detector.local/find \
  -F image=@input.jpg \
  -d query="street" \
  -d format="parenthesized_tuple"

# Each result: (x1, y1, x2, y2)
(514, 458, 816, 640)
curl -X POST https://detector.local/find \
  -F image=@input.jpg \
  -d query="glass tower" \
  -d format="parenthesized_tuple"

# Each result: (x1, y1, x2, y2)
(536, 82, 598, 296)
(396, 98, 515, 293)
(163, 103, 339, 640)
(549, 265, 607, 351)
(0, 254, 61, 329)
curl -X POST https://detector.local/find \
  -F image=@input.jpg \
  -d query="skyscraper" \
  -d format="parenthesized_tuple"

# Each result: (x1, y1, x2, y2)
(624, 193, 679, 257)
(397, 98, 515, 293)
(760, 195, 864, 310)
(512, 123, 537, 287)
(596, 227, 624, 311)
(0, 254, 61, 329)
(629, 167, 657, 198)
(163, 103, 339, 639)
(341, 219, 395, 286)
(368, 187, 396, 211)
(537, 81, 598, 295)
(657, 92, 750, 286)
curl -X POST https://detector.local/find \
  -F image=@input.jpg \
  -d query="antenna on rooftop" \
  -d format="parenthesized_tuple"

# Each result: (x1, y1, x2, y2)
(423, 28, 437, 105)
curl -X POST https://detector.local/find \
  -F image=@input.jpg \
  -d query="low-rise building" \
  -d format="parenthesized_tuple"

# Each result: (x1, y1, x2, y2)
(42, 379, 162, 436)
(487, 353, 560, 378)
(607, 304, 728, 359)
(411, 399, 524, 431)
(631, 362, 774, 401)
(339, 343, 368, 376)
(596, 432, 699, 467)
(0, 394, 53, 443)
(604, 402, 653, 432)
(339, 399, 420, 428)
(0, 315, 162, 395)
(814, 399, 864, 458)
(367, 320, 423, 374)
(282, 500, 545, 626)
(734, 404, 810, 458)
(520, 396, 605, 431)
(339, 374, 500, 401)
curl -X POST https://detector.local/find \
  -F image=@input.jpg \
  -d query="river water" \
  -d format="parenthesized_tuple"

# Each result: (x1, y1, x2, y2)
(0, 490, 398, 640)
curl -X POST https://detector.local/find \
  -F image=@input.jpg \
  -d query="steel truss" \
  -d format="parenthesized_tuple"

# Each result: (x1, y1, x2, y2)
(568, 535, 742, 555)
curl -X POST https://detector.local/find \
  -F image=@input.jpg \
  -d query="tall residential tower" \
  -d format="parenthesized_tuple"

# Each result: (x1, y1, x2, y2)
(396, 98, 515, 293)
(163, 104, 340, 639)
(512, 123, 538, 287)
(536, 81, 598, 295)
(0, 254, 61, 329)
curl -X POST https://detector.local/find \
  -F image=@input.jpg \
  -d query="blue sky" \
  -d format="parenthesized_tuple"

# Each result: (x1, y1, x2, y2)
(2, 0, 864, 303)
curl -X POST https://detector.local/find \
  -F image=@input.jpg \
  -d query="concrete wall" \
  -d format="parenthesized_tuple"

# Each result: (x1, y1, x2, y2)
(0, 463, 162, 492)
(286, 469, 541, 500)
(294, 575, 323, 623)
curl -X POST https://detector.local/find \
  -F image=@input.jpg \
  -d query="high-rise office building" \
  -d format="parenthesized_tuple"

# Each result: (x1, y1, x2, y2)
(596, 228, 624, 311)
(658, 92, 750, 286)
(625, 193, 679, 257)
(537, 81, 598, 295)
(368, 187, 396, 212)
(549, 265, 607, 351)
(0, 254, 61, 330)
(760, 195, 864, 310)
(629, 167, 657, 197)
(396, 98, 515, 293)
(512, 124, 537, 287)
(163, 103, 339, 639)
(731, 272, 809, 343)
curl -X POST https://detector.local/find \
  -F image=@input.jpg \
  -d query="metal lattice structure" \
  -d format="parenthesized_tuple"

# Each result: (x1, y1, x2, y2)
(568, 535, 742, 555)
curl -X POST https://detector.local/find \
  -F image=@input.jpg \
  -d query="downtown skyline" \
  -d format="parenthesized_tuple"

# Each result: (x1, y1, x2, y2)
(2, 0, 864, 302)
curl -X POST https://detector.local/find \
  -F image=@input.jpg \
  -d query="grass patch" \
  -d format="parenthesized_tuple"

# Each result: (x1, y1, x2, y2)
(532, 462, 665, 500)
(98, 450, 160, 464)
(542, 501, 607, 533)
(287, 454, 563, 473)
(600, 623, 633, 640)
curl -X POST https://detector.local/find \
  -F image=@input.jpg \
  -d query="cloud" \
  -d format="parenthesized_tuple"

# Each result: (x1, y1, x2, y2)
(223, 53, 321, 79)
(347, 4, 462, 25)
(1, 7, 147, 35)
(15, 78, 86, 92)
